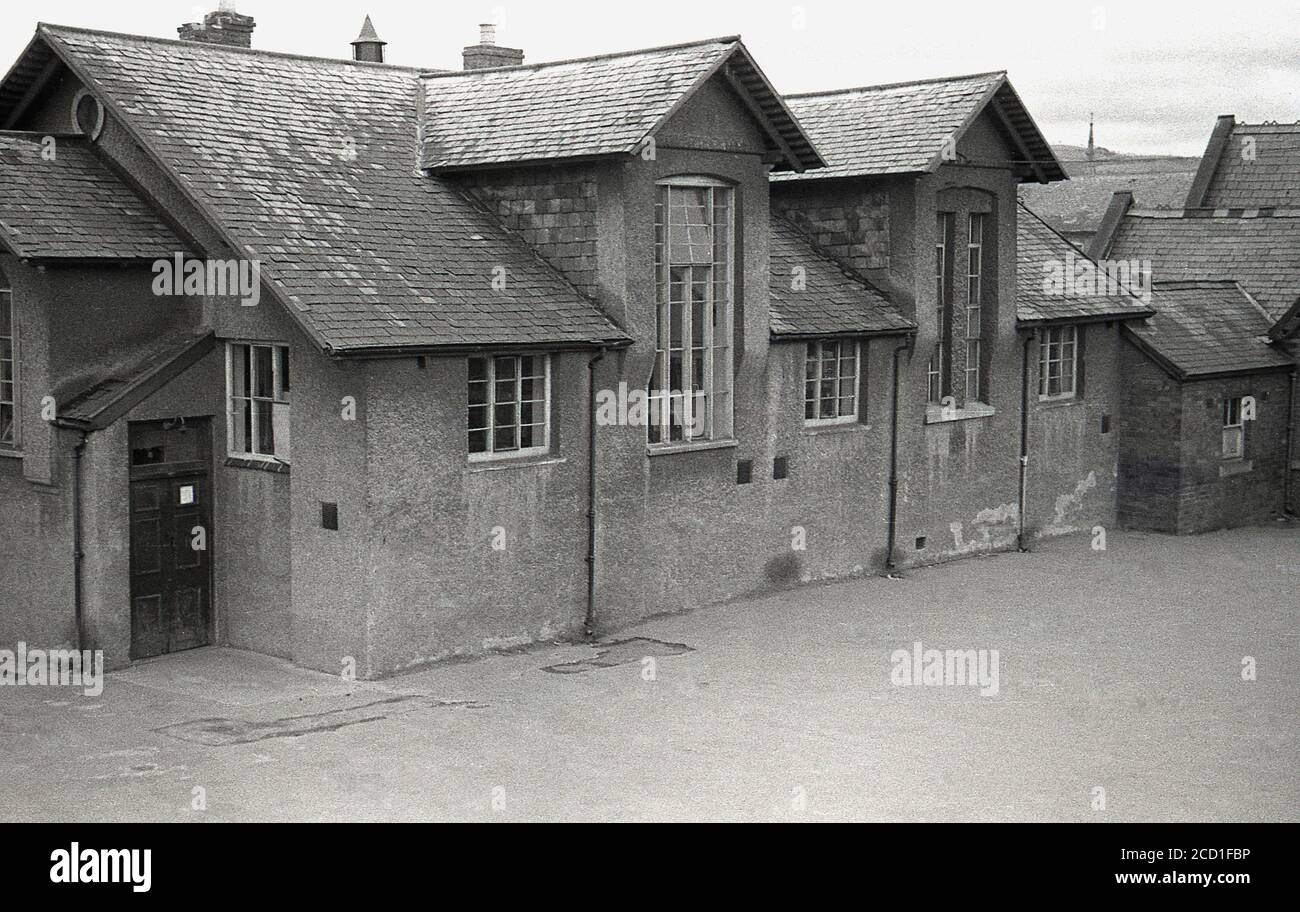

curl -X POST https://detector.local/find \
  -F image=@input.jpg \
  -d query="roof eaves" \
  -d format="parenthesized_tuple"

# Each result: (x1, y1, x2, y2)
(1120, 323, 1188, 381)
(0, 35, 60, 129)
(717, 43, 825, 172)
(327, 336, 633, 358)
(1019, 201, 1157, 320)
(988, 80, 1066, 183)
(769, 326, 916, 340)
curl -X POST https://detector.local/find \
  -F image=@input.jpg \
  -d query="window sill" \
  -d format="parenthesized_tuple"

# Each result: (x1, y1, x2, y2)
(1034, 396, 1083, 410)
(924, 402, 996, 425)
(1219, 458, 1252, 477)
(465, 454, 565, 473)
(0, 448, 23, 459)
(801, 422, 871, 437)
(646, 438, 738, 457)
(225, 455, 291, 474)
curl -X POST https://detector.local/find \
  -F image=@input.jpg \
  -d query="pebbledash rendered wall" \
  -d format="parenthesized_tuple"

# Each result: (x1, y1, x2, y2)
(774, 112, 1123, 568)
(336, 75, 906, 673)
(1023, 321, 1125, 541)
(345, 78, 1129, 675)
(0, 252, 205, 662)
(3, 65, 1141, 678)
(0, 252, 75, 653)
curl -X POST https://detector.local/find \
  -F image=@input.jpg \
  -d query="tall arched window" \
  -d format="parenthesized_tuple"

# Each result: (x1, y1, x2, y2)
(649, 176, 735, 445)
(927, 188, 996, 408)
(0, 266, 16, 448)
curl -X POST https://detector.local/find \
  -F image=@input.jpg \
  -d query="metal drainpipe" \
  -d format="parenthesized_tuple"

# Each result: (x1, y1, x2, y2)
(1285, 366, 1298, 516)
(584, 346, 606, 638)
(884, 337, 913, 572)
(1017, 332, 1033, 551)
(71, 429, 89, 652)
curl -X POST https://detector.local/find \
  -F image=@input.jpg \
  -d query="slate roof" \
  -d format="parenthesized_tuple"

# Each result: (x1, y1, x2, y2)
(774, 72, 1066, 183)
(58, 330, 215, 428)
(1107, 211, 1300, 321)
(1016, 202, 1153, 323)
(1123, 280, 1292, 379)
(0, 130, 184, 259)
(1199, 121, 1300, 209)
(28, 25, 628, 352)
(768, 215, 914, 337)
(1268, 295, 1300, 341)
(420, 37, 822, 173)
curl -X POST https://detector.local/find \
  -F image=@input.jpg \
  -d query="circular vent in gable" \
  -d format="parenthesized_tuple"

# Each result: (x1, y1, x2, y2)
(71, 89, 104, 140)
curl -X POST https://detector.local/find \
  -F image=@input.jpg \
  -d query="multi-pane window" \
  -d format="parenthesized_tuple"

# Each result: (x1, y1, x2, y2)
(227, 342, 290, 460)
(649, 178, 734, 444)
(965, 213, 985, 401)
(804, 340, 860, 425)
(468, 354, 549, 459)
(0, 271, 16, 448)
(928, 212, 955, 403)
(1038, 325, 1078, 400)
(1222, 397, 1245, 458)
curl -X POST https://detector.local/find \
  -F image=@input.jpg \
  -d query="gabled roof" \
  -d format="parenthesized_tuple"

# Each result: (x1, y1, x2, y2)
(56, 330, 215, 429)
(1016, 202, 1153, 324)
(1186, 115, 1300, 209)
(419, 37, 822, 173)
(0, 130, 184, 259)
(1122, 280, 1292, 379)
(1107, 210, 1300, 320)
(768, 215, 914, 337)
(5, 24, 627, 353)
(773, 71, 1065, 183)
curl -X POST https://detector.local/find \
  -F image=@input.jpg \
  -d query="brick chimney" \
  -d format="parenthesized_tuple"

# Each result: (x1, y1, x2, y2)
(351, 15, 387, 63)
(462, 24, 523, 70)
(178, 1, 256, 48)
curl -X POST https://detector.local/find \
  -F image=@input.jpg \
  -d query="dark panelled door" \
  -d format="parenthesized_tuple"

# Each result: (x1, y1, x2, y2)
(128, 420, 212, 660)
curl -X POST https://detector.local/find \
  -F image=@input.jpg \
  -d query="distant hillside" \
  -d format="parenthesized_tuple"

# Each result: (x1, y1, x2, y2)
(1018, 145, 1200, 245)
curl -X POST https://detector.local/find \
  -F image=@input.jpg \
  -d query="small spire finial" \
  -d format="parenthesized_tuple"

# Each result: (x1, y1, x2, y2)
(351, 14, 387, 62)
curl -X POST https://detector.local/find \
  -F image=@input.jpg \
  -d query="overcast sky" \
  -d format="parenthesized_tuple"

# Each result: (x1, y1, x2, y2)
(3, 0, 1297, 156)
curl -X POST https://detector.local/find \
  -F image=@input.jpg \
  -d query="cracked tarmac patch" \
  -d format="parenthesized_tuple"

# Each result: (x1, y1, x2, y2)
(153, 695, 488, 746)
(542, 637, 694, 674)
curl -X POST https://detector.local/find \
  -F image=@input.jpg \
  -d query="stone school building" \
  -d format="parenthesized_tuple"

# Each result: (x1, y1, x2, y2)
(0, 8, 1293, 676)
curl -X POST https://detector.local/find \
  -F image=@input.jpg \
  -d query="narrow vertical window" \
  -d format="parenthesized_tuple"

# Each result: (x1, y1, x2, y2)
(1037, 325, 1078, 400)
(649, 179, 734, 444)
(468, 354, 550, 459)
(965, 213, 985, 401)
(1222, 396, 1244, 458)
(804, 340, 860, 425)
(0, 270, 16, 449)
(928, 212, 955, 403)
(227, 342, 291, 460)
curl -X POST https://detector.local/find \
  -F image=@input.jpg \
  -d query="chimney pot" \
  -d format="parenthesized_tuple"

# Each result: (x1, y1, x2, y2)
(479, 23, 497, 45)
